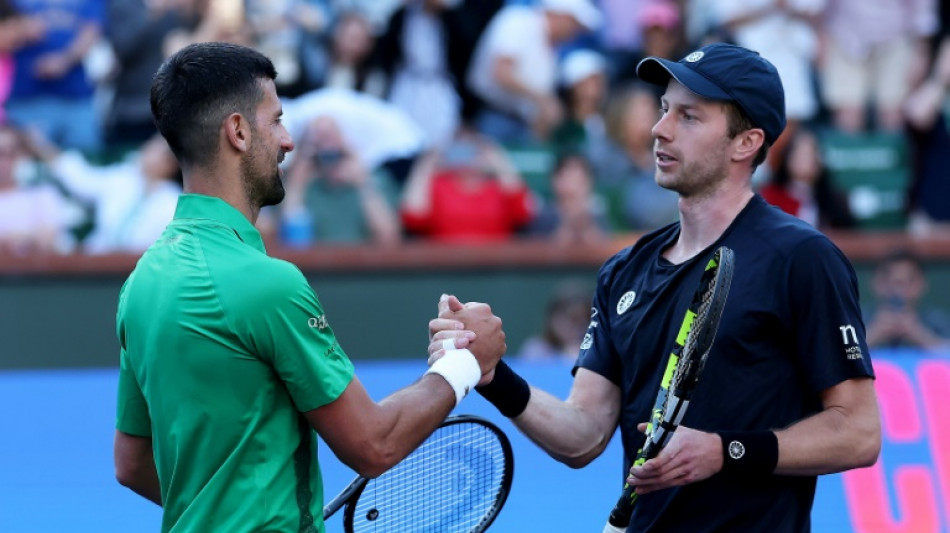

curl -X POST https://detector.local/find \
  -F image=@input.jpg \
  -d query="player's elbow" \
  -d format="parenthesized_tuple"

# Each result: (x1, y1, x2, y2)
(560, 454, 596, 469)
(349, 441, 401, 479)
(551, 441, 608, 469)
(115, 461, 146, 490)
(115, 465, 135, 489)
(352, 460, 391, 480)
(852, 419, 882, 469)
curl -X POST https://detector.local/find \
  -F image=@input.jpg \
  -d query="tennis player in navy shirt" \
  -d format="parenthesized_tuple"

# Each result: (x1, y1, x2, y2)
(429, 43, 881, 532)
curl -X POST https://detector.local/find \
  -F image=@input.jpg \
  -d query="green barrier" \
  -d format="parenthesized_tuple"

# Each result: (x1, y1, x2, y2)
(820, 131, 909, 229)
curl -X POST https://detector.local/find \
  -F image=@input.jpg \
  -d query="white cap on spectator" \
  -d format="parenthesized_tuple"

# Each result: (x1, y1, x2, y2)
(542, 0, 602, 31)
(561, 49, 607, 86)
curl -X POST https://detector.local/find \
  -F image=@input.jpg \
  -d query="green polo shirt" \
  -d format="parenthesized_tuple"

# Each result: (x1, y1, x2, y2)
(116, 194, 354, 533)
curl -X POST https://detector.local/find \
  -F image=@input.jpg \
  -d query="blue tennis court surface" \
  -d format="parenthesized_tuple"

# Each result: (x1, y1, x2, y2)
(0, 357, 934, 532)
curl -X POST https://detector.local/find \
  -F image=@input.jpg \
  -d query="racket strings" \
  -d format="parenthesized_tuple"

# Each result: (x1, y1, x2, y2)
(349, 423, 508, 532)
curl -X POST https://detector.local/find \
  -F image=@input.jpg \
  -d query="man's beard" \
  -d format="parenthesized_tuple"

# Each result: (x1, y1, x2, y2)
(242, 148, 285, 208)
(655, 142, 731, 199)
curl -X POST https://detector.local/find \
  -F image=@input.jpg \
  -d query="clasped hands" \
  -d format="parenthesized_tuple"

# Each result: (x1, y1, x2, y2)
(427, 294, 506, 386)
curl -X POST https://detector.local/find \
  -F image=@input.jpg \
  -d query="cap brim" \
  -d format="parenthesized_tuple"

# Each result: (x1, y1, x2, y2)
(636, 57, 731, 101)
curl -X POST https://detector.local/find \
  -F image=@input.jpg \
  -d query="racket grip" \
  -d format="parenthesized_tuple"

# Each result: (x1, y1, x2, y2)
(605, 485, 635, 531)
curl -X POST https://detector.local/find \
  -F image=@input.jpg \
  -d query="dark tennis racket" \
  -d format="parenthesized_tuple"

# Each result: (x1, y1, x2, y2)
(603, 246, 735, 532)
(322, 415, 514, 533)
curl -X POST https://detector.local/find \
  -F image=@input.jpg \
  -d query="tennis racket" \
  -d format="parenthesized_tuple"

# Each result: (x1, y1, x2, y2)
(603, 246, 735, 532)
(322, 414, 514, 533)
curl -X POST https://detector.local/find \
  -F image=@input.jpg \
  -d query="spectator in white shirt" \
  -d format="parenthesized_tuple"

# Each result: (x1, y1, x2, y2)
(0, 124, 77, 256)
(46, 134, 182, 255)
(466, 0, 601, 144)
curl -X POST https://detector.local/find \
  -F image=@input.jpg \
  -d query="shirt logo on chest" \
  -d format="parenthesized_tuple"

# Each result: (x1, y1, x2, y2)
(617, 291, 636, 315)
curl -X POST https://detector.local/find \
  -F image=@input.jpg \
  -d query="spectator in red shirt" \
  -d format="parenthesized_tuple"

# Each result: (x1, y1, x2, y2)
(400, 131, 534, 243)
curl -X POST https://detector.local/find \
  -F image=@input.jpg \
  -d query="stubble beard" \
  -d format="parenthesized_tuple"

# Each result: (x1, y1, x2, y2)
(655, 145, 731, 200)
(241, 146, 285, 209)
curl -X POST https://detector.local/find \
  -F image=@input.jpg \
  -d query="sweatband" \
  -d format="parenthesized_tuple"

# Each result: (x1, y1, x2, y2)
(718, 430, 779, 477)
(442, 338, 456, 351)
(425, 349, 481, 406)
(475, 360, 531, 418)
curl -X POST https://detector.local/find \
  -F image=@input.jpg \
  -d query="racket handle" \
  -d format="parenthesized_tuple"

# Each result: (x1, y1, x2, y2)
(605, 484, 635, 531)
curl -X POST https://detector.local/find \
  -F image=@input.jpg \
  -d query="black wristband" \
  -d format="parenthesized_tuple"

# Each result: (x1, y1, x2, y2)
(475, 360, 531, 418)
(718, 430, 779, 477)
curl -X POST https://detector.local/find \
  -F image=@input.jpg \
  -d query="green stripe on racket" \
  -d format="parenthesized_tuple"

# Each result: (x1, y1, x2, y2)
(603, 246, 735, 532)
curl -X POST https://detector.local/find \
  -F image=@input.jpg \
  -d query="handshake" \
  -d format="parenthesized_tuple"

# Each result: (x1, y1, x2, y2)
(426, 294, 507, 388)
(424, 294, 531, 418)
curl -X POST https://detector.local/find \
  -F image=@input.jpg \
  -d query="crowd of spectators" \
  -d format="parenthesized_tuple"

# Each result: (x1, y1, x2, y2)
(1, 0, 949, 257)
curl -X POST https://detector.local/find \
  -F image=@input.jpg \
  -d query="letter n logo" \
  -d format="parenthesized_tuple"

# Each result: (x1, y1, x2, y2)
(839, 324, 858, 345)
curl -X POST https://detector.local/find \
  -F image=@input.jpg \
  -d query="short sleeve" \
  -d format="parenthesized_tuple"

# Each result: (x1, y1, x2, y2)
(115, 348, 152, 437)
(574, 259, 622, 384)
(486, 8, 535, 56)
(785, 236, 874, 393)
(234, 261, 355, 412)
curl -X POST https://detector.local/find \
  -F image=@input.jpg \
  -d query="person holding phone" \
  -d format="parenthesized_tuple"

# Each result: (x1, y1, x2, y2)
(279, 114, 402, 247)
(865, 249, 950, 351)
(400, 131, 535, 243)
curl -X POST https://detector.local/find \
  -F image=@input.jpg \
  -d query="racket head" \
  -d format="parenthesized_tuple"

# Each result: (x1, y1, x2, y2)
(342, 415, 514, 533)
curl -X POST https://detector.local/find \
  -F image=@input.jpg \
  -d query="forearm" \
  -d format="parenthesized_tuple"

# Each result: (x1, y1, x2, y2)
(311, 369, 471, 478)
(478, 366, 619, 468)
(65, 24, 101, 64)
(0, 19, 28, 52)
(513, 386, 615, 468)
(774, 379, 880, 476)
(366, 375, 458, 470)
(493, 57, 541, 101)
(400, 153, 438, 213)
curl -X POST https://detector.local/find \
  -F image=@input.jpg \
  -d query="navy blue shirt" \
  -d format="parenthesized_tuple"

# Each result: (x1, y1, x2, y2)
(576, 195, 874, 532)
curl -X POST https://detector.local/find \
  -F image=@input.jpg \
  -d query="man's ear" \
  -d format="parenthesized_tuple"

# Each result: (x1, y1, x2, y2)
(224, 113, 251, 153)
(732, 128, 765, 165)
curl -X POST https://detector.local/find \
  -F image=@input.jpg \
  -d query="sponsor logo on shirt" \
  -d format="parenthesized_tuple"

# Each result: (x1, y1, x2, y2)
(839, 324, 864, 360)
(580, 333, 593, 350)
(617, 291, 636, 315)
(308, 315, 329, 330)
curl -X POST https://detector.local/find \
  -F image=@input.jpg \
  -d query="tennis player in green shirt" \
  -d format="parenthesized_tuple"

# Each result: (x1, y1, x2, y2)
(113, 42, 505, 533)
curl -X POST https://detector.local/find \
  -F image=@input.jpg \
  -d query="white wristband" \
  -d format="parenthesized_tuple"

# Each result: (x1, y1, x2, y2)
(426, 348, 481, 406)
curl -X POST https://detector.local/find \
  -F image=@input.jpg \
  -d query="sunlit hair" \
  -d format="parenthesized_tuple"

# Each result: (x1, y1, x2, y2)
(150, 42, 277, 168)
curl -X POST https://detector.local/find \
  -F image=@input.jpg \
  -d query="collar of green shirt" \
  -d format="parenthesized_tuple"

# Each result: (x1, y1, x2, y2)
(173, 194, 266, 254)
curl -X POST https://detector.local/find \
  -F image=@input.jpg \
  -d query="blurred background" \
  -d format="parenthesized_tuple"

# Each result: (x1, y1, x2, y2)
(1, 0, 950, 531)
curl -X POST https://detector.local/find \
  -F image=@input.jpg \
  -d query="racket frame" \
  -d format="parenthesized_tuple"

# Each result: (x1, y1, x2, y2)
(604, 246, 735, 530)
(323, 414, 514, 533)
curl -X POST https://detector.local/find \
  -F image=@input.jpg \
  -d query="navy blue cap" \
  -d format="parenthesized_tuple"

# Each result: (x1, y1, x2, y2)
(636, 43, 786, 145)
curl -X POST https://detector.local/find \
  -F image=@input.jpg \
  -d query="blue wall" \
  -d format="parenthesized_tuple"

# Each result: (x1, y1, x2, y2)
(1, 352, 948, 532)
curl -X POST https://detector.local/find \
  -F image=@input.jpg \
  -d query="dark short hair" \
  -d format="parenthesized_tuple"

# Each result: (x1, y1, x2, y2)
(880, 248, 923, 273)
(150, 42, 277, 167)
(723, 101, 769, 170)
(551, 150, 593, 178)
